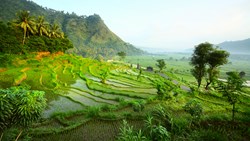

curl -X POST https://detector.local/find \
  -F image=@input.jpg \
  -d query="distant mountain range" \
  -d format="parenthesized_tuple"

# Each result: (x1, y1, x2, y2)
(186, 38, 250, 54)
(0, 0, 144, 58)
(217, 38, 250, 54)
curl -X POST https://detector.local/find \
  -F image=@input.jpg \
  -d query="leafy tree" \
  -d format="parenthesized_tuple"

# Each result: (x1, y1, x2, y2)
(0, 86, 46, 139)
(190, 42, 229, 89)
(36, 16, 49, 36)
(206, 50, 229, 89)
(156, 59, 166, 72)
(13, 10, 36, 44)
(190, 42, 213, 88)
(117, 51, 126, 60)
(219, 71, 245, 121)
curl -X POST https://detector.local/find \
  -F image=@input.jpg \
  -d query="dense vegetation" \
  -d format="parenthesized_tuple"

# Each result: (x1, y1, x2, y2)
(0, 11, 73, 54)
(0, 0, 145, 59)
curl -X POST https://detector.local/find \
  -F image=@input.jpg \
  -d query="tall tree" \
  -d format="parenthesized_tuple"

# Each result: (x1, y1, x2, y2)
(36, 16, 49, 36)
(49, 23, 64, 38)
(190, 42, 213, 88)
(156, 59, 166, 72)
(13, 10, 36, 44)
(219, 71, 245, 121)
(206, 49, 229, 89)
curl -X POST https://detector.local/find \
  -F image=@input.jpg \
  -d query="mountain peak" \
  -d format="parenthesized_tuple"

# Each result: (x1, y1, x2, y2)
(218, 38, 250, 54)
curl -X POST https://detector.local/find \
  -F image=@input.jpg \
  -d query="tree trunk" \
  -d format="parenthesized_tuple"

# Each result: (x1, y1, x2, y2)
(197, 78, 201, 88)
(232, 103, 235, 122)
(22, 30, 26, 45)
(205, 82, 211, 90)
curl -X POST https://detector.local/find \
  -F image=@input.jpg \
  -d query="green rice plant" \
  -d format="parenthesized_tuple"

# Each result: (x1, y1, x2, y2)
(100, 104, 117, 112)
(85, 107, 100, 118)
(117, 120, 148, 141)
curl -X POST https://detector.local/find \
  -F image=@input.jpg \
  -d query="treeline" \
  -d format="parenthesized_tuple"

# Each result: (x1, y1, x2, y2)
(0, 10, 73, 54)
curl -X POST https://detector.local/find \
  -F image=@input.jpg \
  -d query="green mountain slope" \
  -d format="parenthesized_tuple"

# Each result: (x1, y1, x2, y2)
(218, 38, 250, 54)
(0, 0, 144, 58)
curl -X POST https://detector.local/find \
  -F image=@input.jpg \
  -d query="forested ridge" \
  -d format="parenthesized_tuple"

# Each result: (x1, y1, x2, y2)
(0, 0, 145, 58)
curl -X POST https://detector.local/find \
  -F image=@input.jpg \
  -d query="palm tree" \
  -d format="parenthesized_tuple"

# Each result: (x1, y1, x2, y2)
(13, 10, 36, 44)
(36, 16, 49, 36)
(48, 23, 64, 38)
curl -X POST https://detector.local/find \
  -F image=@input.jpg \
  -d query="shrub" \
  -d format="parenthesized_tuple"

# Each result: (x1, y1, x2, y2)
(144, 116, 171, 141)
(183, 100, 203, 122)
(0, 86, 46, 131)
(151, 105, 173, 130)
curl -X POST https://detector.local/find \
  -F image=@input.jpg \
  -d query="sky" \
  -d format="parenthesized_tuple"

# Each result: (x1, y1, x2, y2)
(32, 0, 250, 52)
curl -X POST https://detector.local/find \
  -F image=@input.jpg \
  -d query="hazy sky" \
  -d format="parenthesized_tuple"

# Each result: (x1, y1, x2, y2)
(32, 0, 250, 51)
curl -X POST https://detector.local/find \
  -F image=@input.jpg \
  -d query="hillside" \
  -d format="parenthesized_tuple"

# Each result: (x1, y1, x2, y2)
(0, 53, 250, 140)
(218, 38, 250, 54)
(0, 0, 144, 58)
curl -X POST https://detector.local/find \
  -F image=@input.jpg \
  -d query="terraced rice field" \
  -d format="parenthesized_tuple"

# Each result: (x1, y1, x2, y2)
(1, 54, 250, 140)
(10, 54, 159, 119)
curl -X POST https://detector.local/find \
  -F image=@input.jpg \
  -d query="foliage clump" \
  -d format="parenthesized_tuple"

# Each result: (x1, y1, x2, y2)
(0, 86, 46, 131)
(183, 100, 203, 122)
(0, 10, 73, 54)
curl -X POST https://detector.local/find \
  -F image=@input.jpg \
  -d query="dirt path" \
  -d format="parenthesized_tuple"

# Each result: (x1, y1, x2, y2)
(158, 73, 191, 92)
